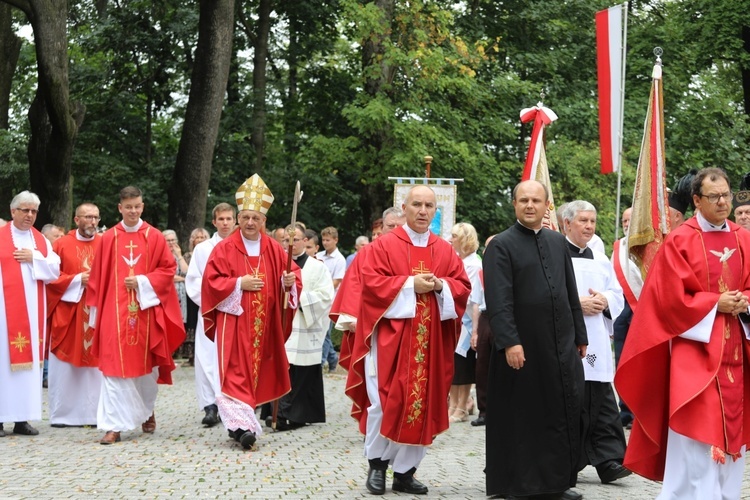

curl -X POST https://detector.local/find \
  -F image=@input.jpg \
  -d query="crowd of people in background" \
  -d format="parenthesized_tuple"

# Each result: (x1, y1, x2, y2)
(2, 166, 750, 498)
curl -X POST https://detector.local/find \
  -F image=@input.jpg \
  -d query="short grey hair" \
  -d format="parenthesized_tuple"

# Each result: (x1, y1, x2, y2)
(10, 191, 41, 210)
(355, 235, 369, 246)
(561, 200, 597, 223)
(382, 207, 404, 219)
(162, 229, 178, 241)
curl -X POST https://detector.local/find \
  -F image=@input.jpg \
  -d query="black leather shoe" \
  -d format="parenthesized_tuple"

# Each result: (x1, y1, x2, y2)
(202, 404, 220, 427)
(392, 469, 428, 495)
(471, 415, 486, 426)
(231, 428, 245, 442)
(13, 421, 39, 436)
(559, 489, 583, 500)
(366, 468, 386, 495)
(598, 461, 632, 484)
(239, 431, 256, 450)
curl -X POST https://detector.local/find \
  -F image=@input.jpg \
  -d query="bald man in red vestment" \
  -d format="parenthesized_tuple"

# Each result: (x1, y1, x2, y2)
(347, 186, 470, 496)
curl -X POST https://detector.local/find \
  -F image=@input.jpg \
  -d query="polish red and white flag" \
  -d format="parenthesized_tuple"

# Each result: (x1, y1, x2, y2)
(596, 4, 626, 174)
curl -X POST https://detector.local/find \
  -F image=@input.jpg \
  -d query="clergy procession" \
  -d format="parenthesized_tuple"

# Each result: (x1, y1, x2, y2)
(1, 164, 750, 499)
(4, 11, 750, 500)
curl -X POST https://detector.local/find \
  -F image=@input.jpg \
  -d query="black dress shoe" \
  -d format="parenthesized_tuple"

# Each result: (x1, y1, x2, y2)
(598, 461, 632, 484)
(366, 468, 386, 495)
(471, 415, 486, 426)
(392, 468, 428, 495)
(202, 404, 220, 427)
(13, 421, 39, 436)
(230, 428, 245, 442)
(239, 431, 256, 450)
(558, 489, 583, 500)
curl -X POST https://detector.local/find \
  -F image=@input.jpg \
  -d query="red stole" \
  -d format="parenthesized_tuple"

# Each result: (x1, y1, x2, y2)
(0, 224, 48, 371)
(612, 239, 639, 310)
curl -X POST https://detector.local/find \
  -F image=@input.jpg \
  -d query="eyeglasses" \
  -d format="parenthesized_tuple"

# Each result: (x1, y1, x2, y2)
(699, 191, 733, 204)
(165, 239, 178, 243)
(77, 215, 100, 221)
(15, 208, 38, 215)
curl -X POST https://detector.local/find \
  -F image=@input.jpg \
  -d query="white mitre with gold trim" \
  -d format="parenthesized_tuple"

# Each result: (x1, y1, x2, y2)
(235, 174, 274, 214)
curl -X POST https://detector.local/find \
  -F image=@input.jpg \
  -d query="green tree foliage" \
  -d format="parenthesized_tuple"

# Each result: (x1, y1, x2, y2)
(2, 0, 748, 252)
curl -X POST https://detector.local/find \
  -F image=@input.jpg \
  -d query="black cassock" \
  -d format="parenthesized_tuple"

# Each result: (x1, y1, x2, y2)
(483, 222, 587, 497)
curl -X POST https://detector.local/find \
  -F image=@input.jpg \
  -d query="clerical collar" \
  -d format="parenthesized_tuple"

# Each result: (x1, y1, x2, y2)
(120, 219, 143, 233)
(566, 239, 594, 259)
(241, 233, 261, 256)
(695, 211, 728, 232)
(403, 224, 430, 247)
(75, 231, 96, 242)
(516, 219, 542, 234)
(293, 251, 308, 268)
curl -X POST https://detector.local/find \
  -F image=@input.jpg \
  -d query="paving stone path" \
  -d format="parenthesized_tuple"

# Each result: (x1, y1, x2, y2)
(2, 364, 748, 498)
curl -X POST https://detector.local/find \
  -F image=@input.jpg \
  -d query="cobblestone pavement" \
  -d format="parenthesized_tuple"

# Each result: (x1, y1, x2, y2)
(2, 364, 748, 499)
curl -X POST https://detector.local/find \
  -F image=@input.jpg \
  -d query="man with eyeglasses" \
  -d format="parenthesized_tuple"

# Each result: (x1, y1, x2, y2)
(46, 203, 103, 427)
(259, 222, 334, 431)
(616, 167, 750, 497)
(86, 186, 185, 445)
(201, 174, 301, 450)
(0, 191, 60, 438)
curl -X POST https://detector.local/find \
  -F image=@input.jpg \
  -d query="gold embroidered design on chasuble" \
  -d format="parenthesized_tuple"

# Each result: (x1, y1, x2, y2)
(122, 239, 141, 346)
(406, 259, 432, 427)
(246, 257, 266, 393)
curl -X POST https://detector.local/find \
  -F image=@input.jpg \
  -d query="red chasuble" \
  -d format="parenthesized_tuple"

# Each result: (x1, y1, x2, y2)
(329, 245, 371, 372)
(345, 226, 470, 445)
(202, 232, 302, 409)
(615, 217, 750, 481)
(86, 222, 185, 384)
(0, 224, 49, 370)
(46, 231, 101, 368)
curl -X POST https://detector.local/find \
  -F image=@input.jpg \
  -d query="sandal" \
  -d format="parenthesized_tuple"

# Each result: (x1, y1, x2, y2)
(449, 408, 468, 423)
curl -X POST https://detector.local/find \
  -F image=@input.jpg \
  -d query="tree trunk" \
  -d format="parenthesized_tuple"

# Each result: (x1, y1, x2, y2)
(0, 3, 22, 129)
(168, 0, 235, 245)
(250, 0, 271, 171)
(359, 0, 395, 232)
(5, 0, 85, 229)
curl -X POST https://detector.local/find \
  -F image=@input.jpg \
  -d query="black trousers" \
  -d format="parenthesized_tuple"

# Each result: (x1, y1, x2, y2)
(474, 311, 492, 416)
(578, 380, 627, 476)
